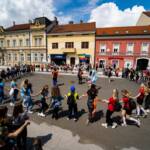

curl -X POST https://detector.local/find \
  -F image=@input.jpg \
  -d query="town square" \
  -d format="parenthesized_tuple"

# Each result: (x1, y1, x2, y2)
(0, 0, 150, 150)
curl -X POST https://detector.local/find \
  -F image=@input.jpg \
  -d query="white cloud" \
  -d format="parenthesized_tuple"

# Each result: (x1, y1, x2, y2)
(57, 15, 73, 24)
(0, 0, 72, 27)
(88, 2, 145, 27)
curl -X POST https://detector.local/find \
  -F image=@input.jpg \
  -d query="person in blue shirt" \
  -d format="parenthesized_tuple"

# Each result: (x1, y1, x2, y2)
(20, 79, 33, 114)
(0, 78, 5, 104)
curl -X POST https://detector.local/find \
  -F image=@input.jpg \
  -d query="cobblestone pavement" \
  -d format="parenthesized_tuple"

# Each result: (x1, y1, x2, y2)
(5, 73, 150, 150)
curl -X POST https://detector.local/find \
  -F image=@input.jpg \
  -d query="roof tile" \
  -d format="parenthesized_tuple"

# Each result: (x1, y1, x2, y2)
(49, 22, 95, 34)
(96, 25, 150, 36)
(6, 23, 30, 31)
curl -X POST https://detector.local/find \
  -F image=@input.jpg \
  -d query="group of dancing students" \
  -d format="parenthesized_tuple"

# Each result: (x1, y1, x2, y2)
(0, 68, 150, 129)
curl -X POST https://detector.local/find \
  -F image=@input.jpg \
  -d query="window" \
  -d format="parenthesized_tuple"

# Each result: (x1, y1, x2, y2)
(7, 40, 10, 47)
(141, 43, 149, 52)
(34, 53, 38, 61)
(14, 54, 17, 61)
(100, 43, 106, 53)
(40, 54, 44, 61)
(35, 38, 42, 46)
(19, 39, 23, 46)
(39, 38, 42, 46)
(113, 43, 120, 53)
(127, 43, 134, 54)
(81, 42, 89, 49)
(0, 40, 4, 48)
(26, 39, 29, 46)
(8, 54, 11, 61)
(20, 54, 24, 61)
(13, 40, 16, 47)
(52, 43, 58, 49)
(65, 42, 74, 48)
(27, 54, 31, 61)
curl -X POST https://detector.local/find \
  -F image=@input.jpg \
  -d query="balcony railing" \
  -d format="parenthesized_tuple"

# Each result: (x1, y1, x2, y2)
(99, 52, 106, 55)
(126, 51, 133, 55)
(98, 51, 150, 57)
(112, 52, 119, 55)
(61, 48, 76, 53)
(141, 51, 148, 55)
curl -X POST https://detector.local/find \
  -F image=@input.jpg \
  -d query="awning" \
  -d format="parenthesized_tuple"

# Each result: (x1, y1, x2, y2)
(79, 54, 90, 60)
(79, 54, 90, 57)
(51, 54, 66, 59)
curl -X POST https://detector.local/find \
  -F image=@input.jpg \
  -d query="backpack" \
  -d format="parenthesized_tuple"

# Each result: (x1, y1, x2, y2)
(114, 101, 122, 112)
(129, 99, 136, 110)
(67, 93, 75, 105)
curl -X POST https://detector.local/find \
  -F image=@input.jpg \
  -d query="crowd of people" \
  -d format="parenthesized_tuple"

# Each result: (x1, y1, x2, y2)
(122, 68, 150, 83)
(0, 65, 32, 81)
(0, 65, 150, 149)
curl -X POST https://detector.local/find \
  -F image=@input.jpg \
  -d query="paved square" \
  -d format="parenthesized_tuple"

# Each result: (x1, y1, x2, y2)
(7, 73, 150, 150)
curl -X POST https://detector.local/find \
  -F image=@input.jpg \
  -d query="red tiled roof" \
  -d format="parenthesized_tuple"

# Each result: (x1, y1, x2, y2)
(49, 22, 95, 34)
(6, 23, 30, 32)
(96, 25, 150, 36)
(143, 11, 150, 17)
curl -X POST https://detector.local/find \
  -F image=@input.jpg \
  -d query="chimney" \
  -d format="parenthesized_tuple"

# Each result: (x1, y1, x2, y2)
(54, 17, 57, 21)
(69, 21, 74, 24)
(80, 20, 83, 23)
(28, 20, 32, 24)
(13, 21, 15, 26)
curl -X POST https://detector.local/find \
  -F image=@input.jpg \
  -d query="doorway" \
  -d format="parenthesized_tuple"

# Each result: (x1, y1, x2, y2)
(99, 60, 105, 68)
(70, 57, 75, 65)
(136, 59, 149, 70)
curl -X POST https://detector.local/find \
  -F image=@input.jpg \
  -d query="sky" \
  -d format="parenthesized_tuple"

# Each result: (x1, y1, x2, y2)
(0, 0, 149, 28)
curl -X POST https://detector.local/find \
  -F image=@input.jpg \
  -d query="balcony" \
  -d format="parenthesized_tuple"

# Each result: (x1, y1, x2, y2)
(141, 51, 148, 56)
(126, 51, 133, 55)
(61, 48, 76, 53)
(99, 52, 106, 55)
(112, 52, 119, 55)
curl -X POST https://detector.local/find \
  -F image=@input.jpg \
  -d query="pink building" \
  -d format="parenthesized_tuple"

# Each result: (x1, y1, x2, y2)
(95, 26, 150, 70)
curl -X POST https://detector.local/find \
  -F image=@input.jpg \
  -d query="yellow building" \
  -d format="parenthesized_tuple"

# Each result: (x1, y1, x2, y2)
(0, 17, 58, 66)
(47, 22, 96, 66)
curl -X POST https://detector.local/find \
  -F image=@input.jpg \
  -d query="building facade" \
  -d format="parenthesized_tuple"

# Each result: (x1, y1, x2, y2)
(47, 22, 95, 66)
(0, 17, 57, 66)
(96, 26, 150, 70)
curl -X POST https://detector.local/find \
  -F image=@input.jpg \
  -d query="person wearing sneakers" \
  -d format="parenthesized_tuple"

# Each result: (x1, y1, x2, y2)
(9, 79, 19, 106)
(121, 89, 140, 127)
(51, 85, 63, 120)
(133, 83, 147, 118)
(20, 79, 33, 114)
(66, 85, 79, 121)
(84, 84, 100, 125)
(35, 85, 50, 117)
(101, 89, 118, 129)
